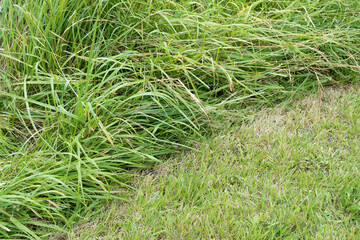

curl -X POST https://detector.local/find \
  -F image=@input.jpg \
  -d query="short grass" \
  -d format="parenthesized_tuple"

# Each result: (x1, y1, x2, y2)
(66, 86, 360, 239)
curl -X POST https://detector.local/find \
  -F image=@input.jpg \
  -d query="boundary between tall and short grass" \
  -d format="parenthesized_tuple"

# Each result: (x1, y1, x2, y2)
(65, 85, 360, 239)
(0, 0, 359, 238)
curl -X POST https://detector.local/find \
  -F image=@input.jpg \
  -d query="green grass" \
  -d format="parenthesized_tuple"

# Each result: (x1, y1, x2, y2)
(0, 0, 360, 238)
(66, 86, 360, 239)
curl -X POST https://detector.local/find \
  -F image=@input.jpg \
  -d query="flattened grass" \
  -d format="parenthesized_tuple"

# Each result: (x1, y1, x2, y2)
(68, 86, 360, 239)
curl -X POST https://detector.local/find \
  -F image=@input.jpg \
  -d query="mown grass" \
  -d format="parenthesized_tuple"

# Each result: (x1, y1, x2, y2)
(66, 86, 360, 239)
(0, 0, 360, 238)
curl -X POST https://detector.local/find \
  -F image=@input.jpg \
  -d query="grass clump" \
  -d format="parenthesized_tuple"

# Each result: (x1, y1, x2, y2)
(0, 0, 360, 238)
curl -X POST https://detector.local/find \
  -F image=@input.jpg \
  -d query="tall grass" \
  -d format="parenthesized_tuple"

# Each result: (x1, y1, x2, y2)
(0, 0, 359, 238)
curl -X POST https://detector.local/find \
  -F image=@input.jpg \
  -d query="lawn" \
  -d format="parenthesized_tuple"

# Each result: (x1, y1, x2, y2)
(66, 86, 360, 239)
(0, 0, 360, 238)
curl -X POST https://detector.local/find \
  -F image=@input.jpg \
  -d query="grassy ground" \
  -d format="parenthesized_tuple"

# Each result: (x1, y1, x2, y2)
(65, 85, 360, 239)
(1, 0, 360, 237)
